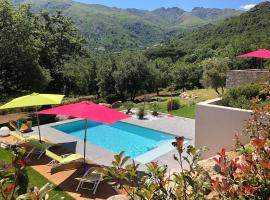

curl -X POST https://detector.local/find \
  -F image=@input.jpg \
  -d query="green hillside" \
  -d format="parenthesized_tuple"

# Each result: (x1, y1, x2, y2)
(168, 1, 270, 69)
(13, 0, 241, 51)
(178, 12, 206, 27)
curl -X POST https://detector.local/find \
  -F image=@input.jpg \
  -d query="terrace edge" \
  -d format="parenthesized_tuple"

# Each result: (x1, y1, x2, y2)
(195, 98, 252, 159)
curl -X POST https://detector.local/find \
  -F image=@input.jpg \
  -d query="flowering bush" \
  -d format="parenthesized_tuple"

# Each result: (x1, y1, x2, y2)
(211, 105, 270, 199)
(102, 137, 211, 200)
(0, 145, 28, 200)
(0, 145, 54, 200)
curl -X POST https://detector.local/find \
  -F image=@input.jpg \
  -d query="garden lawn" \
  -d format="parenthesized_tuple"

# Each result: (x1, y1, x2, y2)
(128, 89, 218, 119)
(0, 148, 74, 200)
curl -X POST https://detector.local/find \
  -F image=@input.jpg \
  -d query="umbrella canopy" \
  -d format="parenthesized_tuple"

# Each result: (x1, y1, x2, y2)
(0, 93, 64, 142)
(37, 101, 131, 165)
(0, 93, 64, 109)
(37, 101, 130, 124)
(238, 49, 270, 59)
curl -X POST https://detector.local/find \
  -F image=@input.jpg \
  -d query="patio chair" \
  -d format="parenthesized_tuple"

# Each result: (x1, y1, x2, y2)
(45, 149, 84, 170)
(75, 167, 103, 195)
(25, 139, 54, 159)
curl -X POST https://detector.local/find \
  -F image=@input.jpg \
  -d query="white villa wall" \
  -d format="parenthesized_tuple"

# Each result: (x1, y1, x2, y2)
(195, 98, 252, 159)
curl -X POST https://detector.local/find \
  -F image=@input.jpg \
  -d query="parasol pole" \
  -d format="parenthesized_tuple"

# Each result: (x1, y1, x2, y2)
(84, 120, 88, 166)
(35, 106, 42, 143)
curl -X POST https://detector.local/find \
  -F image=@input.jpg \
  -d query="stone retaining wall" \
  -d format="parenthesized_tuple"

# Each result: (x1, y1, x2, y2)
(226, 69, 269, 88)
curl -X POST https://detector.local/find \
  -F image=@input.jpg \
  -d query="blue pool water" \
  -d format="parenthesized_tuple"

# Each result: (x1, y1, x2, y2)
(53, 120, 174, 158)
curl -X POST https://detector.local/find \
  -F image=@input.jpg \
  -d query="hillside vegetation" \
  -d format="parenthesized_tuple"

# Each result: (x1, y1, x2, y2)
(1, 1, 270, 106)
(168, 1, 270, 69)
(13, 0, 241, 50)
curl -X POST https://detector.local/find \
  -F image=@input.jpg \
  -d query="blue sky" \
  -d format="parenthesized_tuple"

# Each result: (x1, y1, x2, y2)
(75, 0, 264, 11)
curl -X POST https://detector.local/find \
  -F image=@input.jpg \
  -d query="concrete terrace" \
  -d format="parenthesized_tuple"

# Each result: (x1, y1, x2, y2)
(32, 115, 195, 170)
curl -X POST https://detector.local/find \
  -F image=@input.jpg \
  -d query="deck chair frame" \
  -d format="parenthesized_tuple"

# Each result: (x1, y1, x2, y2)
(76, 167, 102, 195)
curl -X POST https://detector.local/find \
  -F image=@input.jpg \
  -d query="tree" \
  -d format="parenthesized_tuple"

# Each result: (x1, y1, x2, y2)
(113, 52, 149, 100)
(145, 46, 185, 62)
(36, 11, 85, 93)
(96, 55, 119, 102)
(173, 62, 202, 91)
(62, 56, 98, 96)
(201, 57, 229, 95)
(0, 1, 51, 98)
(147, 58, 172, 96)
(0, 1, 85, 98)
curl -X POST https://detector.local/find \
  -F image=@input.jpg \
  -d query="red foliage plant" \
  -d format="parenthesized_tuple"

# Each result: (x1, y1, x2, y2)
(211, 105, 270, 199)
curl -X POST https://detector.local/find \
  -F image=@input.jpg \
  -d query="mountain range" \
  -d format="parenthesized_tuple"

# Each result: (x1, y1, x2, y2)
(13, 0, 242, 50)
(166, 1, 270, 68)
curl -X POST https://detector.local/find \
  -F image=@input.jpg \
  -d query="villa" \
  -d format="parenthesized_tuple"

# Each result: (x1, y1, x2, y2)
(0, 0, 269, 198)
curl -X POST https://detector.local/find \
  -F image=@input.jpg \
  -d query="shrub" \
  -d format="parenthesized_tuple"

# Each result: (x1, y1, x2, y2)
(211, 105, 270, 199)
(102, 137, 210, 199)
(150, 102, 159, 116)
(104, 94, 119, 104)
(0, 109, 8, 115)
(0, 145, 28, 199)
(157, 97, 167, 102)
(223, 95, 251, 109)
(62, 95, 96, 105)
(143, 96, 152, 103)
(0, 145, 54, 199)
(137, 106, 145, 119)
(167, 98, 180, 111)
(188, 99, 196, 106)
(123, 101, 134, 114)
(221, 84, 263, 109)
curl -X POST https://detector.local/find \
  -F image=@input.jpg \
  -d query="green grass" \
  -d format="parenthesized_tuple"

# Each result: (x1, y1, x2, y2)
(0, 148, 74, 200)
(169, 105, 196, 119)
(122, 89, 217, 119)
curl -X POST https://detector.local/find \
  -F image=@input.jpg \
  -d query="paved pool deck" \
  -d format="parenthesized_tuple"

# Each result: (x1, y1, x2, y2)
(32, 116, 195, 171)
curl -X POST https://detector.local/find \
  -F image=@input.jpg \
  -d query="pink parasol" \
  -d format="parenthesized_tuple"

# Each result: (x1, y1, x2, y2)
(238, 49, 270, 59)
(37, 101, 131, 165)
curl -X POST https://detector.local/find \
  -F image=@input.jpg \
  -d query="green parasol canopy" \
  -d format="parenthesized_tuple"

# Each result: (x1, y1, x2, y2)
(0, 93, 64, 109)
(0, 93, 64, 142)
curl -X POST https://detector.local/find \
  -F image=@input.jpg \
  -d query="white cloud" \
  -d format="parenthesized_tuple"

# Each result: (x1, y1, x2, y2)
(240, 4, 256, 10)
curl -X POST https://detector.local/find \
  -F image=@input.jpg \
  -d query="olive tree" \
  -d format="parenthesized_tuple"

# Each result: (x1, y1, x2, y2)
(201, 57, 229, 96)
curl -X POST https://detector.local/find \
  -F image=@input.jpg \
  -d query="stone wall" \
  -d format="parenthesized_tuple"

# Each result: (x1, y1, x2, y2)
(226, 69, 269, 88)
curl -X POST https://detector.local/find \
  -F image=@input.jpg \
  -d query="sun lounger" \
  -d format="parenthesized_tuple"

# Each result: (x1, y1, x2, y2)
(9, 131, 27, 141)
(75, 167, 103, 195)
(10, 131, 50, 143)
(45, 149, 83, 171)
(25, 139, 54, 159)
(10, 131, 52, 159)
(9, 131, 45, 142)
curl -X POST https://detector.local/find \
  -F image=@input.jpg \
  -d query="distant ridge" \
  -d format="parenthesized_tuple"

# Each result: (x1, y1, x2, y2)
(13, 0, 242, 50)
(167, 2, 270, 65)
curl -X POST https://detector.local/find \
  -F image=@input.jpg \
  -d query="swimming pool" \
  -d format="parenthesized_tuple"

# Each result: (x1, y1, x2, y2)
(53, 120, 176, 163)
